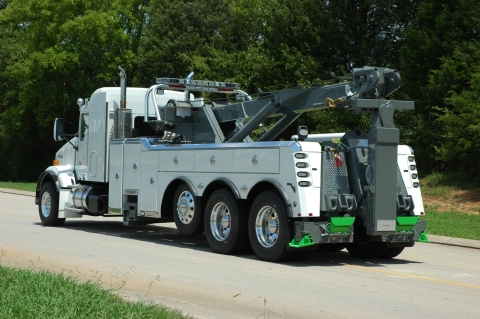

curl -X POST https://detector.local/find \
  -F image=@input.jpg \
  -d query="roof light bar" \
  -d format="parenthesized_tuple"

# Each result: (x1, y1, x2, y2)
(156, 77, 241, 90)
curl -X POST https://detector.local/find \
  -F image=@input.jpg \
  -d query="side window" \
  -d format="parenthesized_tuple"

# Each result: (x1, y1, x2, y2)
(80, 113, 89, 141)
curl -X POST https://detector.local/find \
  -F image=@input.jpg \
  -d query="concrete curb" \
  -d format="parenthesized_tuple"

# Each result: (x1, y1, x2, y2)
(0, 188, 35, 197)
(427, 235, 480, 250)
(1, 188, 478, 250)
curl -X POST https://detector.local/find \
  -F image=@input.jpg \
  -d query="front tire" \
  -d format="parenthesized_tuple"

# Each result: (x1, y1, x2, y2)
(173, 183, 203, 236)
(248, 191, 293, 262)
(38, 181, 65, 226)
(204, 189, 248, 254)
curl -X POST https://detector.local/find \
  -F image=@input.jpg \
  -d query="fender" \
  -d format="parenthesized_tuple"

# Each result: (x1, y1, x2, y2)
(209, 177, 241, 199)
(175, 176, 198, 197)
(35, 165, 76, 204)
(251, 178, 293, 217)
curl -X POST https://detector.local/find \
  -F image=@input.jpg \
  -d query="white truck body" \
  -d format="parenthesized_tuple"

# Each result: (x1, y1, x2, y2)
(36, 66, 428, 262)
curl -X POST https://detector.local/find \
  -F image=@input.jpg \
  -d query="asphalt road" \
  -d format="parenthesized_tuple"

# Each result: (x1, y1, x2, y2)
(1, 191, 479, 319)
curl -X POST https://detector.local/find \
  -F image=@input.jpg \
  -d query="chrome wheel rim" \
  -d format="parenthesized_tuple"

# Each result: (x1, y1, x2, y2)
(210, 202, 231, 241)
(176, 191, 195, 224)
(255, 206, 279, 248)
(41, 191, 52, 218)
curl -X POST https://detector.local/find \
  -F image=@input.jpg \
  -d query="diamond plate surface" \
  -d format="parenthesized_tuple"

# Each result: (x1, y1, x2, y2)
(322, 152, 350, 194)
(396, 165, 408, 196)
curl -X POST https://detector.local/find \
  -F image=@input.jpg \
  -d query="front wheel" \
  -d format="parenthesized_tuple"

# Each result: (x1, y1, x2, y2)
(38, 181, 65, 226)
(204, 189, 248, 254)
(248, 191, 293, 262)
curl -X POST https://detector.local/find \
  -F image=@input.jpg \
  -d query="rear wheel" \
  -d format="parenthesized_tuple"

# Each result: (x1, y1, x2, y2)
(383, 247, 405, 259)
(248, 191, 293, 262)
(204, 189, 248, 254)
(345, 219, 388, 259)
(346, 240, 389, 259)
(346, 219, 408, 259)
(318, 244, 346, 252)
(173, 184, 203, 236)
(38, 181, 65, 226)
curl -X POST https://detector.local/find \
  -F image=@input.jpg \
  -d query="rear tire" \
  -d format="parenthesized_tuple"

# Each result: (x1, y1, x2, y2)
(346, 241, 389, 259)
(346, 219, 388, 259)
(382, 247, 405, 259)
(173, 184, 203, 236)
(204, 189, 248, 254)
(318, 244, 346, 252)
(248, 191, 293, 262)
(38, 181, 65, 226)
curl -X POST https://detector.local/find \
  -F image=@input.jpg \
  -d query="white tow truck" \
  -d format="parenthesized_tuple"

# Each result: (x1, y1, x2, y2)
(35, 66, 427, 262)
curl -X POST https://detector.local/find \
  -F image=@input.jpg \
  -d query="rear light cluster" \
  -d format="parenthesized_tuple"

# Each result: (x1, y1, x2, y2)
(408, 155, 419, 188)
(294, 153, 310, 187)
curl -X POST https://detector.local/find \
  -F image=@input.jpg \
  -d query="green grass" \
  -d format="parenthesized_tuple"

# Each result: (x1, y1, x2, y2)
(420, 172, 480, 197)
(421, 211, 480, 241)
(0, 181, 36, 192)
(0, 265, 189, 319)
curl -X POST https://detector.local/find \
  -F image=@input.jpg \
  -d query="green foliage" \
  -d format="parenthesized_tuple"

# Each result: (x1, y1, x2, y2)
(0, 0, 147, 181)
(399, 0, 480, 176)
(1, 0, 478, 181)
(434, 53, 480, 180)
(0, 265, 189, 319)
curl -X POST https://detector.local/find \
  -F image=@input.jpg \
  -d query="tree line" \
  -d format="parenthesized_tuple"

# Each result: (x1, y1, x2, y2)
(0, 0, 479, 182)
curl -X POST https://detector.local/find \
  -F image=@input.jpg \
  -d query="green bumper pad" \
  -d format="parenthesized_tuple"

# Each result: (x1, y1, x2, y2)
(418, 231, 430, 243)
(289, 234, 315, 248)
(328, 217, 355, 233)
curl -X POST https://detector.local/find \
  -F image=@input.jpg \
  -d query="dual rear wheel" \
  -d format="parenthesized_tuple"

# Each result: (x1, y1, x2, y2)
(178, 186, 405, 261)
(204, 190, 292, 262)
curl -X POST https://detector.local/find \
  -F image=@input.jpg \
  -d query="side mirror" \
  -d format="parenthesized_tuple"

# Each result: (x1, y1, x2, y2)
(53, 118, 64, 141)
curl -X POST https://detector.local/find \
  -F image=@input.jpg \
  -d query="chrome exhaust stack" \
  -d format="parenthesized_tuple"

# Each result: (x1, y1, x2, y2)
(114, 66, 132, 139)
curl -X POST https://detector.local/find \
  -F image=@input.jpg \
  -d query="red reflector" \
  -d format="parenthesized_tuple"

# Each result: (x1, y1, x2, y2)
(420, 212, 425, 215)
(334, 154, 343, 167)
(169, 84, 186, 88)
(297, 213, 301, 217)
(218, 88, 234, 92)
(309, 213, 313, 216)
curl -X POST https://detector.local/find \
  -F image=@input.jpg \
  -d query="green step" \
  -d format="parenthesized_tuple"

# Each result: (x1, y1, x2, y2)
(328, 217, 355, 233)
(396, 216, 419, 232)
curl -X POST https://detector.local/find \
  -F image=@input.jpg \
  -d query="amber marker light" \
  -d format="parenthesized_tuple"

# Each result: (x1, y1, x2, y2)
(53, 160, 59, 166)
